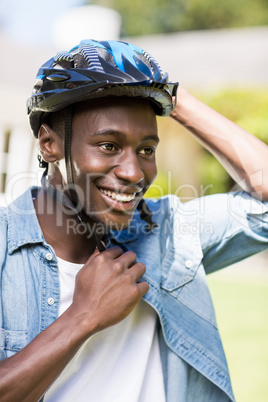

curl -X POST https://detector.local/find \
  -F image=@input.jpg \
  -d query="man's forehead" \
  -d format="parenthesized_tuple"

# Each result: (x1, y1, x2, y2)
(73, 96, 156, 115)
(72, 96, 158, 140)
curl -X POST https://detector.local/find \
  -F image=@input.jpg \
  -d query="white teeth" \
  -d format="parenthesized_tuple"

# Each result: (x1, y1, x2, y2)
(99, 188, 136, 202)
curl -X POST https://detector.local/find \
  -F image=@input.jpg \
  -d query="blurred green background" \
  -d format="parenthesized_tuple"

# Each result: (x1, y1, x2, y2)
(208, 267, 268, 402)
(90, 0, 268, 36)
(145, 88, 268, 199)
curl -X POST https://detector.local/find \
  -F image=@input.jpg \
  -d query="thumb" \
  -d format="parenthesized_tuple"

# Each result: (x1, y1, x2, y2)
(85, 246, 102, 265)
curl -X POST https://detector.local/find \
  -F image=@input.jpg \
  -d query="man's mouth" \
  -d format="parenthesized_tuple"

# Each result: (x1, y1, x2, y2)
(99, 188, 136, 203)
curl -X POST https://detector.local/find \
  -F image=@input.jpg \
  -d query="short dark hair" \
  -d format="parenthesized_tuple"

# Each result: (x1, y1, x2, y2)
(41, 110, 65, 138)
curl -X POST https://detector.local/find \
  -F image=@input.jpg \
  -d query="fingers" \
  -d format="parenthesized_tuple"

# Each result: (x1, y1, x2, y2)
(86, 246, 123, 264)
(73, 244, 149, 332)
(129, 262, 146, 281)
(102, 246, 124, 259)
(105, 249, 146, 284)
(115, 250, 137, 269)
(85, 246, 147, 288)
(87, 247, 137, 268)
(137, 281, 150, 297)
(85, 245, 101, 264)
(130, 262, 149, 297)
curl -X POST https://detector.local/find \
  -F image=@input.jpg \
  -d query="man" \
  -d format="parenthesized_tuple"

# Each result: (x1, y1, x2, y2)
(0, 39, 267, 402)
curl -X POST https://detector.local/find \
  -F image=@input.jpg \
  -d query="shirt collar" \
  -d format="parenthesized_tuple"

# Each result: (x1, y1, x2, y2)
(7, 187, 45, 254)
(107, 210, 145, 244)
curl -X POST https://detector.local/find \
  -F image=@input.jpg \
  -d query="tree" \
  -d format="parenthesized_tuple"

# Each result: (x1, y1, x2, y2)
(88, 0, 268, 36)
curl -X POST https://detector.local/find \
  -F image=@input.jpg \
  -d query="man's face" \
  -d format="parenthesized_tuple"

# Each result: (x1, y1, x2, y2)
(68, 97, 158, 230)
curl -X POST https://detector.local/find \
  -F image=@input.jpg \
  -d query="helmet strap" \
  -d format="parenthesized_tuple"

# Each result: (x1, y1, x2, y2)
(64, 106, 80, 213)
(63, 106, 105, 252)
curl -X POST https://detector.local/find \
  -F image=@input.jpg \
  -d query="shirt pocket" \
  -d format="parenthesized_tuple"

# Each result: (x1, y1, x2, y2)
(160, 232, 203, 296)
(0, 328, 28, 359)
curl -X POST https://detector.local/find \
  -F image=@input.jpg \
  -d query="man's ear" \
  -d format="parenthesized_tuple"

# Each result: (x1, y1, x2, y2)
(38, 124, 64, 163)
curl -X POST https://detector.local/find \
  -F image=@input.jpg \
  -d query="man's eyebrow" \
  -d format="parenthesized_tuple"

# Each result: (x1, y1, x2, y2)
(90, 129, 160, 143)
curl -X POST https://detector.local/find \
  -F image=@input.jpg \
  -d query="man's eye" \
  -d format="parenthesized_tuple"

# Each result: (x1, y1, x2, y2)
(139, 147, 155, 155)
(100, 143, 116, 151)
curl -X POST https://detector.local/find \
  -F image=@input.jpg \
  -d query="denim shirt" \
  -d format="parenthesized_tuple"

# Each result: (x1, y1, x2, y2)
(1, 187, 268, 402)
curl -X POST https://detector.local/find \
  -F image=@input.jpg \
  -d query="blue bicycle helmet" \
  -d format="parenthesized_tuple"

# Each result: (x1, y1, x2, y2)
(27, 39, 178, 136)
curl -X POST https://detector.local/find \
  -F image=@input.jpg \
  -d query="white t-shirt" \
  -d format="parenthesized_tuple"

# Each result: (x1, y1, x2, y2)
(45, 257, 165, 402)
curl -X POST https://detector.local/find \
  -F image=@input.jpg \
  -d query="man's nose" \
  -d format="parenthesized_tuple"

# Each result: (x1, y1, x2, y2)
(114, 151, 144, 184)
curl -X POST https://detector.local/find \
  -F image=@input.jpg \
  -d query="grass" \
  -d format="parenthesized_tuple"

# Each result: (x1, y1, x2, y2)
(207, 273, 268, 402)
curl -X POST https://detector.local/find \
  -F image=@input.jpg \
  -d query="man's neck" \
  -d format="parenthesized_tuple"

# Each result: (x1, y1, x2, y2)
(33, 188, 101, 263)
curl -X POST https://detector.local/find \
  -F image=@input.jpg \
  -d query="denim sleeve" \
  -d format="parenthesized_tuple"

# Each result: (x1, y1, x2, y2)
(180, 191, 268, 274)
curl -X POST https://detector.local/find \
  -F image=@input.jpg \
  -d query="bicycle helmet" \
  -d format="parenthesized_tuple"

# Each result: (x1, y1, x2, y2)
(27, 39, 178, 136)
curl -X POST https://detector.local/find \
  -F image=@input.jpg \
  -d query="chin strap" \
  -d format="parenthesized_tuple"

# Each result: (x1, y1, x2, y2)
(41, 172, 80, 214)
(41, 172, 106, 252)
(64, 107, 82, 215)
(64, 106, 106, 252)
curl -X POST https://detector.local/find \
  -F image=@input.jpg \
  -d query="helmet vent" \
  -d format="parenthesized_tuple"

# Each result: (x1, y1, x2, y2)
(79, 44, 103, 72)
(54, 51, 74, 64)
(143, 51, 164, 77)
(98, 47, 117, 67)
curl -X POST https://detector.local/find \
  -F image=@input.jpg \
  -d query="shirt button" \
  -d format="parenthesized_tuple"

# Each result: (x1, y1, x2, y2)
(185, 259, 193, 269)
(47, 297, 55, 306)
(46, 252, 53, 261)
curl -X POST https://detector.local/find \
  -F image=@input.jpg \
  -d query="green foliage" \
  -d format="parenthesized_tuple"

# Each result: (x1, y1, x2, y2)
(208, 274, 268, 402)
(89, 0, 186, 36)
(196, 152, 232, 195)
(195, 88, 268, 195)
(144, 171, 178, 199)
(179, 0, 268, 31)
(147, 88, 268, 197)
(89, 0, 268, 36)
(199, 89, 268, 144)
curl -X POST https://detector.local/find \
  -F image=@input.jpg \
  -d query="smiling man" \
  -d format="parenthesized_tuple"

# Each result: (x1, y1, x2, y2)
(35, 96, 159, 260)
(0, 39, 268, 402)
